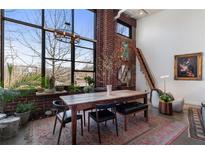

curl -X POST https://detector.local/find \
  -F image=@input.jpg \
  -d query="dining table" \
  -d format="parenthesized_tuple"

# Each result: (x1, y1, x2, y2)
(60, 89, 148, 145)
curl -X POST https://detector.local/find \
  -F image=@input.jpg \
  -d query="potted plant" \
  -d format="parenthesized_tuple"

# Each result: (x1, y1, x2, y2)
(83, 76, 95, 93)
(68, 84, 81, 94)
(44, 75, 56, 93)
(159, 92, 174, 115)
(15, 103, 34, 125)
(0, 87, 21, 113)
(0, 87, 21, 140)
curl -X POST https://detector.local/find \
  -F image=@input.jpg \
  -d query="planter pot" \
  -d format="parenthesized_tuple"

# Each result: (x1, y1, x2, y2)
(0, 113, 6, 120)
(159, 101, 173, 115)
(44, 88, 55, 93)
(36, 87, 44, 93)
(0, 116, 20, 140)
(15, 111, 31, 125)
(106, 85, 112, 96)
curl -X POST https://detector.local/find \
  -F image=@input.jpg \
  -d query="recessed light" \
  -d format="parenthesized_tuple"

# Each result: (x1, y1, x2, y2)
(139, 9, 144, 15)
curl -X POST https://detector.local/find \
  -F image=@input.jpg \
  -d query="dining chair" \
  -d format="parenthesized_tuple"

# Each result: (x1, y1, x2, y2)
(83, 87, 107, 126)
(52, 100, 83, 144)
(88, 102, 118, 144)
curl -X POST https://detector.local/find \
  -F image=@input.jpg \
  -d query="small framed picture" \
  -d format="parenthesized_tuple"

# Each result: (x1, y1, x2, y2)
(174, 52, 203, 80)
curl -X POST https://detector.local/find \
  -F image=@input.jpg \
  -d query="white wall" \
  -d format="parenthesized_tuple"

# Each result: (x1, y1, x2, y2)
(136, 10, 205, 105)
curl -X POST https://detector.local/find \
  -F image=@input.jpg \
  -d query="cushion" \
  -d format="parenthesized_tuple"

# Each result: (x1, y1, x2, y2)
(172, 98, 184, 112)
(89, 110, 115, 122)
(116, 102, 148, 115)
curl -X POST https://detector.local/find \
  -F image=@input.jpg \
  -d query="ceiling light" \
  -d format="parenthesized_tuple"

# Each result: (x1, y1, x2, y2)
(139, 10, 144, 15)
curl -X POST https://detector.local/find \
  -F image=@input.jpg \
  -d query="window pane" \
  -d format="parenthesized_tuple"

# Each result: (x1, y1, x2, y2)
(74, 72, 94, 86)
(4, 21, 41, 88)
(77, 40, 94, 49)
(116, 22, 131, 38)
(75, 62, 94, 71)
(75, 47, 93, 63)
(45, 9, 72, 29)
(74, 10, 95, 39)
(46, 60, 71, 86)
(4, 9, 41, 25)
(45, 31, 71, 60)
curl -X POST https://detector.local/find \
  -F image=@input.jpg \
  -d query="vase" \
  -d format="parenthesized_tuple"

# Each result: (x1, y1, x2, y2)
(159, 101, 173, 115)
(106, 85, 112, 95)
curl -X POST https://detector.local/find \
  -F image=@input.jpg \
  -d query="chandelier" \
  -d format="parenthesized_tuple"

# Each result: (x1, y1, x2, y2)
(54, 22, 80, 44)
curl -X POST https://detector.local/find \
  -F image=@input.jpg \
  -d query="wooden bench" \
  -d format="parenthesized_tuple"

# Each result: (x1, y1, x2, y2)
(116, 102, 148, 131)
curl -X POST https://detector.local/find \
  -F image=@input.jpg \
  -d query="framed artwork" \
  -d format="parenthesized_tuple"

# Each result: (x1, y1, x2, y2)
(174, 52, 203, 80)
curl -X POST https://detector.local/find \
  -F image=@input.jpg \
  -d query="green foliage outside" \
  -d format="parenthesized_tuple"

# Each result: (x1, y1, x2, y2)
(83, 76, 95, 93)
(84, 76, 95, 86)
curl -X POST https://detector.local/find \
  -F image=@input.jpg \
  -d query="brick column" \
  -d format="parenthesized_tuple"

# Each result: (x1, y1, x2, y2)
(96, 10, 115, 87)
(95, 10, 136, 89)
(0, 10, 2, 84)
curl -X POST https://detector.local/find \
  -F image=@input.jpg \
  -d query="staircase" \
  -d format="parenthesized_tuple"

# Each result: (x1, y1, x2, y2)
(134, 48, 156, 90)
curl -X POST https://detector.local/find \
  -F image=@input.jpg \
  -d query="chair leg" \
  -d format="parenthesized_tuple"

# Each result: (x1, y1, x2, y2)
(81, 117, 83, 136)
(53, 116, 57, 135)
(83, 110, 86, 126)
(97, 123, 101, 144)
(57, 123, 63, 145)
(112, 119, 115, 124)
(88, 113, 90, 132)
(115, 117, 118, 136)
(124, 115, 127, 131)
(144, 109, 148, 121)
(105, 120, 107, 126)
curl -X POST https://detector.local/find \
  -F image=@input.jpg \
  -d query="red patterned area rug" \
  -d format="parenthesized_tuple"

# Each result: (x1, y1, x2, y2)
(25, 112, 187, 145)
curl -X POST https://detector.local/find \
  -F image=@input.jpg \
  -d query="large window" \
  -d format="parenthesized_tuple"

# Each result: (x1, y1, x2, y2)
(1, 9, 96, 88)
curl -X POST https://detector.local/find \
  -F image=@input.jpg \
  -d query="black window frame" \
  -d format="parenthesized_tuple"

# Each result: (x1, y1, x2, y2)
(0, 9, 97, 88)
(116, 19, 132, 39)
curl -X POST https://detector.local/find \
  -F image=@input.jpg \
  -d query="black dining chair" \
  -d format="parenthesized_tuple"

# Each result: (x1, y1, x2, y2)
(88, 102, 118, 144)
(52, 100, 83, 144)
(83, 87, 107, 126)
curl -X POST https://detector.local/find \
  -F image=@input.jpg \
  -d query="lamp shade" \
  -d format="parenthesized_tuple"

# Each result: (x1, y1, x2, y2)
(160, 75, 169, 79)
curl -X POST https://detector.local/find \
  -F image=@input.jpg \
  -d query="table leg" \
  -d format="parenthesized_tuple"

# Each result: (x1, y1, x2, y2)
(71, 105, 77, 145)
(144, 94, 147, 104)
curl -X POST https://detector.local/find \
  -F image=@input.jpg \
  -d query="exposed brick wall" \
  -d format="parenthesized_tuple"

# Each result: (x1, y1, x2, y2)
(5, 92, 70, 119)
(0, 10, 2, 82)
(96, 10, 136, 89)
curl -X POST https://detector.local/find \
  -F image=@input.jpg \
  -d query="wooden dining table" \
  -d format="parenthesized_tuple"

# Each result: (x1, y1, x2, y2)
(60, 90, 148, 145)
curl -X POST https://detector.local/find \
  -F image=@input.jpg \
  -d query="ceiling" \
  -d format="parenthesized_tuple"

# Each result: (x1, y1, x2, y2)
(124, 9, 162, 19)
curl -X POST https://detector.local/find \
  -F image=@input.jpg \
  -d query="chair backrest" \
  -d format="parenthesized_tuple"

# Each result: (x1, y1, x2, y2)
(96, 102, 117, 110)
(150, 89, 161, 108)
(53, 100, 68, 113)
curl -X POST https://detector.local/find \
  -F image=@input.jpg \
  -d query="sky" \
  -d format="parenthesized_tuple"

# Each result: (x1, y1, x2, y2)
(4, 9, 95, 70)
